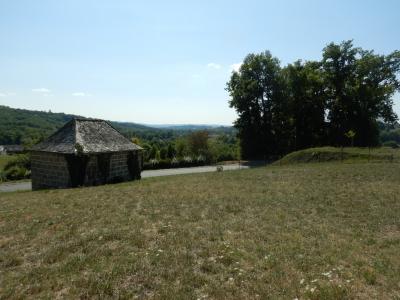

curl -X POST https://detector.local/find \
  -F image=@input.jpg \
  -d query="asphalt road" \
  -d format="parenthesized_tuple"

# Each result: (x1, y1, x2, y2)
(0, 163, 250, 193)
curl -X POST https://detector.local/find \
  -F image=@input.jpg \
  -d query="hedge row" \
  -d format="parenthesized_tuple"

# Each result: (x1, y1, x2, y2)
(143, 158, 208, 170)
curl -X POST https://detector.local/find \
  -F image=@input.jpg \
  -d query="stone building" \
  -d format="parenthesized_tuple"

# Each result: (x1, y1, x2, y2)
(31, 118, 143, 190)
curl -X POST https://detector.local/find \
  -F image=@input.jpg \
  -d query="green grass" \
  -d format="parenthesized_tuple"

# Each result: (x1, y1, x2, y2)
(276, 146, 400, 165)
(1, 162, 400, 298)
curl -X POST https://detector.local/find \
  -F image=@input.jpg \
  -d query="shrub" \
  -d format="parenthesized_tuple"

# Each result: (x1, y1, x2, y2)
(4, 154, 31, 171)
(2, 154, 31, 181)
(143, 157, 208, 170)
(382, 140, 399, 148)
(4, 165, 30, 181)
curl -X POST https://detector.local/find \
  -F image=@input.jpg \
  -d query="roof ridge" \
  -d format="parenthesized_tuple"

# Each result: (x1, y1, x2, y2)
(73, 117, 105, 122)
(31, 118, 143, 153)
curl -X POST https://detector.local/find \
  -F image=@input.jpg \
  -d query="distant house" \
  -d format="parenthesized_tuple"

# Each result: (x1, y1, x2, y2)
(0, 144, 24, 155)
(30, 118, 143, 190)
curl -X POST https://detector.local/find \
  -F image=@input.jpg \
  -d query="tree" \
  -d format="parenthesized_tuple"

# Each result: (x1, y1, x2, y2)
(352, 49, 399, 145)
(284, 60, 327, 149)
(322, 40, 360, 146)
(159, 147, 168, 159)
(322, 40, 399, 146)
(148, 145, 159, 160)
(175, 138, 189, 157)
(226, 51, 287, 159)
(187, 130, 209, 156)
(167, 143, 176, 158)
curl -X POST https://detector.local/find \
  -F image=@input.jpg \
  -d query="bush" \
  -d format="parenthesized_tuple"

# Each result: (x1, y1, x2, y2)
(4, 166, 30, 181)
(2, 154, 31, 181)
(4, 154, 31, 171)
(143, 157, 207, 170)
(382, 140, 399, 148)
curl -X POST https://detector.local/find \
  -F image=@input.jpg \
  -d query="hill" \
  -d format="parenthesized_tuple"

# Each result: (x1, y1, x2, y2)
(0, 105, 235, 145)
(149, 124, 231, 130)
(0, 105, 155, 145)
(1, 161, 400, 298)
(275, 146, 400, 165)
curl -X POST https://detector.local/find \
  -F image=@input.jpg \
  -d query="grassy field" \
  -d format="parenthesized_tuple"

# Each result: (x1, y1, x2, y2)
(1, 161, 400, 299)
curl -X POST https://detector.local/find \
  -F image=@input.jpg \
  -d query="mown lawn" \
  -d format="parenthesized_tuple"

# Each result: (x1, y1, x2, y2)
(1, 162, 400, 299)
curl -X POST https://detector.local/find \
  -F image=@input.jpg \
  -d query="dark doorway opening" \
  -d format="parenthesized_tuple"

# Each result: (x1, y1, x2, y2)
(97, 153, 111, 184)
(65, 154, 89, 187)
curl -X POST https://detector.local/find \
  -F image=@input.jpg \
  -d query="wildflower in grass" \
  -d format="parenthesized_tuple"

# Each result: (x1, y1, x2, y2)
(322, 271, 332, 278)
(300, 279, 305, 285)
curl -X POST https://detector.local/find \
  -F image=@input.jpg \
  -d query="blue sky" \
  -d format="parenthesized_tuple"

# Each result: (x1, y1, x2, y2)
(0, 0, 399, 125)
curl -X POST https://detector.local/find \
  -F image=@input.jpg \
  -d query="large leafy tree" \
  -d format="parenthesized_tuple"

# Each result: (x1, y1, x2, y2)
(284, 60, 327, 149)
(322, 41, 400, 146)
(322, 40, 360, 146)
(352, 49, 400, 145)
(226, 51, 287, 159)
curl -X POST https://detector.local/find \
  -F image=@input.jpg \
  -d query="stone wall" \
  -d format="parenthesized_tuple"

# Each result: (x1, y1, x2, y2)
(31, 150, 142, 190)
(31, 151, 70, 190)
(109, 151, 131, 181)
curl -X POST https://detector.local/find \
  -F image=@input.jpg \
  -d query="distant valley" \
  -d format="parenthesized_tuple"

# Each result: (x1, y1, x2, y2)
(0, 105, 234, 145)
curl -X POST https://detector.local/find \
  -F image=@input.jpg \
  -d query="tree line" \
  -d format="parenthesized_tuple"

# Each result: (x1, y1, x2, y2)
(133, 130, 239, 169)
(227, 40, 400, 159)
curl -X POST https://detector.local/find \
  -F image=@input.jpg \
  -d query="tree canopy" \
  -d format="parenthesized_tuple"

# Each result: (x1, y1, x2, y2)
(227, 41, 400, 159)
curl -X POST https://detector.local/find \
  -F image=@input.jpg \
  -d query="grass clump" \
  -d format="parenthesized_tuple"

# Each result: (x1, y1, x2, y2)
(1, 162, 400, 298)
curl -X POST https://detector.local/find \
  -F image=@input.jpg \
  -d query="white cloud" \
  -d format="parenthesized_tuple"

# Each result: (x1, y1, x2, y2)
(230, 62, 243, 73)
(32, 88, 51, 93)
(207, 63, 222, 70)
(72, 92, 92, 97)
(0, 92, 16, 97)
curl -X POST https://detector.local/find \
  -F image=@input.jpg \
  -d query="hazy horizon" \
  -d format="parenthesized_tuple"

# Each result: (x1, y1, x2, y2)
(0, 0, 399, 125)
